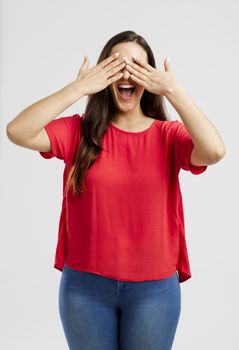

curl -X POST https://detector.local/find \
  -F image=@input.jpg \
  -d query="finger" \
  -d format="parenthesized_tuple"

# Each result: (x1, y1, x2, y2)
(80, 55, 89, 70)
(132, 56, 155, 72)
(129, 73, 147, 88)
(126, 64, 148, 83)
(126, 62, 149, 77)
(76, 56, 89, 78)
(105, 62, 126, 77)
(164, 57, 171, 71)
(98, 52, 120, 70)
(105, 58, 126, 74)
(108, 72, 123, 84)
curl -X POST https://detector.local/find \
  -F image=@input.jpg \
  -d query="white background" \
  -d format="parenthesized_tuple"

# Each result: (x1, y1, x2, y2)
(1, 0, 237, 349)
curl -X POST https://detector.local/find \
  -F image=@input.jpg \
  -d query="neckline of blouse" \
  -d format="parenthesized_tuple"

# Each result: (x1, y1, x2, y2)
(109, 119, 158, 135)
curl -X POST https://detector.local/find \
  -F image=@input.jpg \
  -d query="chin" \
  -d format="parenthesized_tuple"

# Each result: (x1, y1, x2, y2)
(116, 101, 137, 111)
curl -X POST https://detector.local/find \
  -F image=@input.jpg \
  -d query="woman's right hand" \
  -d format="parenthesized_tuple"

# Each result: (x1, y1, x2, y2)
(74, 52, 126, 96)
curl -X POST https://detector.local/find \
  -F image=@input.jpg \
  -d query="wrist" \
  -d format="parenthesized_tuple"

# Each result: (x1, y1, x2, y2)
(65, 81, 86, 99)
(164, 80, 182, 98)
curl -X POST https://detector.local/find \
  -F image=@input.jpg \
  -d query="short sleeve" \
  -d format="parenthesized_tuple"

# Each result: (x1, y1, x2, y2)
(39, 113, 82, 164)
(172, 120, 208, 175)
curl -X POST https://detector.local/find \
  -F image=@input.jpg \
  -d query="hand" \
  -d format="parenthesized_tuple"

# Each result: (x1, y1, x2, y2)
(125, 56, 177, 96)
(74, 53, 126, 96)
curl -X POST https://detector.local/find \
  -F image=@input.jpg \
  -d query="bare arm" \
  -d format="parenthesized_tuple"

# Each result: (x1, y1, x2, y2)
(6, 82, 84, 152)
(6, 52, 126, 153)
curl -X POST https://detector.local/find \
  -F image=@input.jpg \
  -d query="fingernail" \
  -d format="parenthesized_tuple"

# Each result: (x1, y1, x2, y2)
(123, 57, 131, 64)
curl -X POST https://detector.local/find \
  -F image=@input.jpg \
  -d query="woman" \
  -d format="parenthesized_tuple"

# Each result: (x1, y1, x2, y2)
(6, 30, 226, 349)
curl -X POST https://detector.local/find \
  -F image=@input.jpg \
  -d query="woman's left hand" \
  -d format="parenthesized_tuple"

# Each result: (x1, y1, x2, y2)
(125, 56, 177, 96)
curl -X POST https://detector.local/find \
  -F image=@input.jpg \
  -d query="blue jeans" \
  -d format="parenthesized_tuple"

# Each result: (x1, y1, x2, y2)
(59, 263, 181, 350)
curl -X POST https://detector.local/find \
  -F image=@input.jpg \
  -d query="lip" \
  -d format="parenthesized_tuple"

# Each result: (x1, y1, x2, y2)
(117, 82, 136, 88)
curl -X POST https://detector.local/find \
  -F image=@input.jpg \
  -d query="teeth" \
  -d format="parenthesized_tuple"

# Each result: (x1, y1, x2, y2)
(118, 85, 135, 88)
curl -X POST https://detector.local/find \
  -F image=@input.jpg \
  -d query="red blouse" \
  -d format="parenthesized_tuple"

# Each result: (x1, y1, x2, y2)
(39, 114, 207, 283)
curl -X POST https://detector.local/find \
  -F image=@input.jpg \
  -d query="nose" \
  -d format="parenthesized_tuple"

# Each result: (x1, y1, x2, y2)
(121, 65, 131, 80)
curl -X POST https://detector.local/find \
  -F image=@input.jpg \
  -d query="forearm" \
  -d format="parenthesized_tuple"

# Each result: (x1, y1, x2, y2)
(6, 81, 85, 140)
(165, 82, 226, 162)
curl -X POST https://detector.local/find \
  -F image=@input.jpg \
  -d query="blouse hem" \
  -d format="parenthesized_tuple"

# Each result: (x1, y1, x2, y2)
(54, 261, 186, 283)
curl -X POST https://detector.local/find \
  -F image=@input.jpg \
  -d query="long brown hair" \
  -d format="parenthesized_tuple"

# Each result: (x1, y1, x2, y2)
(66, 30, 171, 197)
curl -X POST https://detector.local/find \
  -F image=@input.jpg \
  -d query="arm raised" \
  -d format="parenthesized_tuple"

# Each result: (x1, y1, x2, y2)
(6, 82, 84, 152)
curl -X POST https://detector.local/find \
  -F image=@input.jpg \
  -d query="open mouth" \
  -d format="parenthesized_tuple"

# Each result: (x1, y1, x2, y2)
(117, 85, 136, 101)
